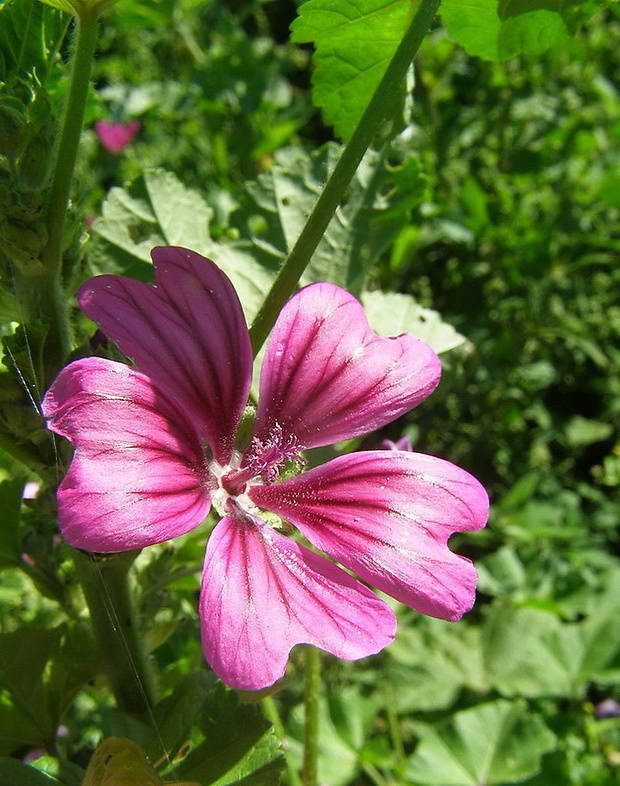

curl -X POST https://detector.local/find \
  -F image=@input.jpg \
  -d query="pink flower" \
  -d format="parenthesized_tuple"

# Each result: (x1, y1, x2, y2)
(43, 247, 488, 690)
(381, 435, 413, 451)
(94, 120, 140, 154)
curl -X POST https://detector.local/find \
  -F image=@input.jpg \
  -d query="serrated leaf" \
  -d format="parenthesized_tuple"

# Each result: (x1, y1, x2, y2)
(441, 0, 606, 60)
(90, 168, 276, 322)
(291, 0, 414, 140)
(405, 699, 556, 785)
(175, 684, 284, 785)
(360, 290, 468, 353)
(244, 143, 426, 295)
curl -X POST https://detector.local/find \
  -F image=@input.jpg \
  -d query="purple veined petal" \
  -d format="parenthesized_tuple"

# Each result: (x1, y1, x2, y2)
(77, 247, 252, 464)
(43, 357, 211, 552)
(200, 511, 396, 690)
(249, 451, 489, 621)
(253, 282, 442, 450)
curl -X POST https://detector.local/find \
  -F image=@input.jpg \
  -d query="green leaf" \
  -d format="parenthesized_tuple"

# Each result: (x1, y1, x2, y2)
(386, 617, 486, 711)
(0, 624, 100, 749)
(482, 604, 620, 697)
(441, 0, 563, 60)
(564, 415, 614, 447)
(0, 0, 68, 81)
(360, 290, 468, 353)
(405, 699, 556, 785)
(284, 687, 379, 786)
(90, 168, 276, 322)
(441, 0, 609, 60)
(291, 0, 414, 140)
(143, 671, 214, 764)
(174, 683, 284, 785)
(245, 143, 426, 295)
(0, 759, 58, 785)
(0, 477, 25, 561)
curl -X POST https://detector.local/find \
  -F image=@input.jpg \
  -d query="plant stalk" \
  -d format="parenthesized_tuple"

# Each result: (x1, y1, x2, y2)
(73, 549, 155, 717)
(38, 10, 100, 384)
(302, 646, 321, 786)
(248, 0, 441, 355)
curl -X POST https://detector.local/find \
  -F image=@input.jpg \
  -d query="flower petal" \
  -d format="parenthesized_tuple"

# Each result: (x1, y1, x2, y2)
(200, 511, 396, 690)
(43, 357, 211, 552)
(253, 283, 441, 449)
(77, 247, 252, 464)
(249, 451, 489, 621)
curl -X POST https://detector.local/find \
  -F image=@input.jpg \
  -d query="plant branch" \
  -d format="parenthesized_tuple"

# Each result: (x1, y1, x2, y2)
(73, 549, 156, 717)
(248, 0, 442, 355)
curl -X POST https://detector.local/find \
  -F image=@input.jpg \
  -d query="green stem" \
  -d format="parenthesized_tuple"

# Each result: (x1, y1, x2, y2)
(302, 646, 321, 786)
(38, 11, 100, 383)
(248, 0, 441, 355)
(73, 549, 156, 717)
(262, 697, 303, 786)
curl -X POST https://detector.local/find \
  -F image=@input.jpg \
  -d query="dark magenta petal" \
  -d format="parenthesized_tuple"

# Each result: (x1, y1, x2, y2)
(253, 282, 442, 449)
(250, 451, 489, 621)
(43, 358, 211, 552)
(77, 247, 252, 464)
(200, 512, 396, 690)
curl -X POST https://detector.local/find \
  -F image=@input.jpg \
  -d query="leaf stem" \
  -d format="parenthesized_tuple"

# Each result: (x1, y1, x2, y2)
(248, 0, 441, 355)
(302, 645, 321, 786)
(73, 549, 156, 717)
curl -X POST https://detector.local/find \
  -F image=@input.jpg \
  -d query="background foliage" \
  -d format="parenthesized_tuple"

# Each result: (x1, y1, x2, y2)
(1, 0, 619, 783)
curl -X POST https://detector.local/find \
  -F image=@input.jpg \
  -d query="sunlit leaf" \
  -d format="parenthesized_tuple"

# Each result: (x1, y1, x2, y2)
(441, 0, 608, 60)
(291, 0, 414, 140)
(361, 290, 468, 354)
(82, 737, 199, 786)
(90, 168, 276, 322)
(405, 699, 556, 784)
(0, 758, 57, 785)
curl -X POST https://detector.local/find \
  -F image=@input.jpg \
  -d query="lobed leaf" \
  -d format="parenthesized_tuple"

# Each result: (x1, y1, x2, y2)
(244, 143, 427, 295)
(405, 699, 556, 784)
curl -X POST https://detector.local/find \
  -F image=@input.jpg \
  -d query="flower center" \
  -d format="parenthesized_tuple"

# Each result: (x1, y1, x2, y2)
(209, 423, 304, 519)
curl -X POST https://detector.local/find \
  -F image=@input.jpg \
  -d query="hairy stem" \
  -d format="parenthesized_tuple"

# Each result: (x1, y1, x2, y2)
(38, 11, 100, 385)
(74, 549, 156, 717)
(248, 0, 441, 355)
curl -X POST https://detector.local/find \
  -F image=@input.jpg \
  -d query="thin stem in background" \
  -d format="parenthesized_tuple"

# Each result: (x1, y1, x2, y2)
(248, 0, 442, 356)
(302, 646, 321, 786)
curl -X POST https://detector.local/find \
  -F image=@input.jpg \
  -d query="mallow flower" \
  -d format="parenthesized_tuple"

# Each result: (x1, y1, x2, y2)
(43, 246, 489, 690)
(94, 120, 140, 154)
